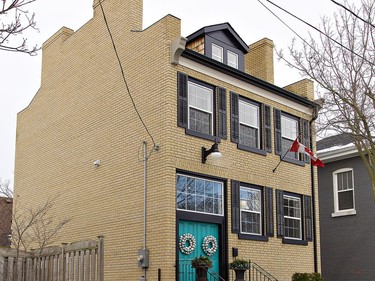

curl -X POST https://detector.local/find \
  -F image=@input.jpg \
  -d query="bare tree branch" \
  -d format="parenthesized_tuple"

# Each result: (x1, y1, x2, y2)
(0, 0, 39, 55)
(278, 0, 375, 198)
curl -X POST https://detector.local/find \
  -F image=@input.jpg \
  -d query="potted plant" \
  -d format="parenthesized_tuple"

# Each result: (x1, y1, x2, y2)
(192, 256, 212, 281)
(229, 258, 250, 281)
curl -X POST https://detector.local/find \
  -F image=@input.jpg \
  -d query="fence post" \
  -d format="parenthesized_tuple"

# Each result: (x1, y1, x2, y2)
(97, 236, 104, 281)
(61, 243, 68, 281)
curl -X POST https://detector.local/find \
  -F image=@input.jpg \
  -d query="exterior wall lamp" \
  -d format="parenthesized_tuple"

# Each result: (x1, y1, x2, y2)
(201, 143, 222, 163)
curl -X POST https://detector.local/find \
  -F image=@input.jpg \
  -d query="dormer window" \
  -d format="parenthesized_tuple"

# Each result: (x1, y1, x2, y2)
(212, 43, 223, 63)
(227, 50, 239, 69)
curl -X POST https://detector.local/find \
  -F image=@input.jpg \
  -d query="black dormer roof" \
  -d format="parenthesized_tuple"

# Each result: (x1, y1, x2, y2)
(186, 22, 249, 53)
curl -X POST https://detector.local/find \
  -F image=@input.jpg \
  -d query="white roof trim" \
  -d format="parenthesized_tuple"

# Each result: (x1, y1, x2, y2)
(318, 145, 358, 163)
(179, 57, 314, 115)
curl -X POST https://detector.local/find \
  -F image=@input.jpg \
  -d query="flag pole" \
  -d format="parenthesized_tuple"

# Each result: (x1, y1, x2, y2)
(272, 148, 291, 173)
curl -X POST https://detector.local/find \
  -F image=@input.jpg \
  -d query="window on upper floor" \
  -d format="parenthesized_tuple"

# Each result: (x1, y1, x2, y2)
(274, 109, 310, 166)
(188, 81, 214, 135)
(276, 190, 312, 245)
(227, 50, 238, 69)
(332, 168, 356, 217)
(231, 92, 271, 155)
(212, 43, 224, 63)
(210, 43, 241, 70)
(176, 174, 224, 216)
(178, 72, 227, 142)
(231, 180, 274, 241)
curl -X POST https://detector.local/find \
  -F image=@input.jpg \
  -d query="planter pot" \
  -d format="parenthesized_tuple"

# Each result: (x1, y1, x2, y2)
(233, 268, 247, 281)
(195, 266, 208, 281)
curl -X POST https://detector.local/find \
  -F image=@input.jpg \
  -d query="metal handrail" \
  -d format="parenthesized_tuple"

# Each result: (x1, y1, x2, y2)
(178, 259, 225, 281)
(249, 260, 278, 281)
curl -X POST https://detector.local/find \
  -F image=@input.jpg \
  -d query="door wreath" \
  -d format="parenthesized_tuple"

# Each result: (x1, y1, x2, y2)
(202, 235, 218, 256)
(179, 233, 196, 255)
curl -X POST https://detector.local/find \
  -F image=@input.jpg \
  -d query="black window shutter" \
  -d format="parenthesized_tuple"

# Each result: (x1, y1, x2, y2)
(231, 180, 240, 233)
(265, 187, 274, 237)
(217, 87, 227, 139)
(274, 109, 282, 155)
(304, 195, 313, 241)
(301, 119, 310, 163)
(230, 92, 239, 143)
(276, 189, 284, 237)
(263, 104, 272, 152)
(177, 72, 188, 128)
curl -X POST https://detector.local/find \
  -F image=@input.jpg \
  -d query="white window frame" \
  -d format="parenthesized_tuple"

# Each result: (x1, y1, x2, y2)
(332, 168, 356, 217)
(187, 81, 214, 135)
(281, 115, 299, 160)
(240, 186, 262, 235)
(227, 50, 239, 69)
(239, 100, 260, 148)
(212, 43, 223, 63)
(283, 195, 302, 240)
(176, 174, 224, 217)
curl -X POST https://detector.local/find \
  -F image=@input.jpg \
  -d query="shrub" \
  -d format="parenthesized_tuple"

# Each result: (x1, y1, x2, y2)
(292, 273, 323, 281)
(229, 258, 250, 270)
(191, 256, 212, 268)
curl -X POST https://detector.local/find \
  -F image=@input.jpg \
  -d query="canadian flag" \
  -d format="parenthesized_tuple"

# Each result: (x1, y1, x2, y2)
(290, 138, 324, 167)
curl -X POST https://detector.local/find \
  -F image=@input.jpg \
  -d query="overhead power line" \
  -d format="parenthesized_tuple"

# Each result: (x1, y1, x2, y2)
(331, 0, 375, 29)
(98, 0, 156, 147)
(263, 0, 374, 67)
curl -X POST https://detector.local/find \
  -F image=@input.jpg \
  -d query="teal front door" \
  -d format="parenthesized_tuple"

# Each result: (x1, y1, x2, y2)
(178, 220, 220, 280)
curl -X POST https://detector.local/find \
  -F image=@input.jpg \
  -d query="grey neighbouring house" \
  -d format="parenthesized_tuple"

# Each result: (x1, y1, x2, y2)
(0, 197, 12, 247)
(317, 133, 375, 281)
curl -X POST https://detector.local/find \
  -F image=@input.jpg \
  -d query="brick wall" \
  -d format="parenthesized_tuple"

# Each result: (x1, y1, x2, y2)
(14, 0, 320, 280)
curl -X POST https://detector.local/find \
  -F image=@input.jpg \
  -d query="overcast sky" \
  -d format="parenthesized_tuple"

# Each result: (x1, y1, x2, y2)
(0, 0, 342, 185)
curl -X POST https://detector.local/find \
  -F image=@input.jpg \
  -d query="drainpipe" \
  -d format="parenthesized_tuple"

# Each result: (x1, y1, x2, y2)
(309, 106, 319, 273)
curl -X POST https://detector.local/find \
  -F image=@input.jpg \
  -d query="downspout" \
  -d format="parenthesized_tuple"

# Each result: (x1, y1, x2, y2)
(309, 106, 319, 273)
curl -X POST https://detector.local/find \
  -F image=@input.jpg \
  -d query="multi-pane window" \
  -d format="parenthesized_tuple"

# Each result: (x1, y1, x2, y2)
(283, 195, 302, 240)
(239, 100, 260, 149)
(240, 187, 262, 235)
(227, 50, 239, 69)
(212, 44, 223, 63)
(188, 81, 213, 135)
(281, 115, 298, 159)
(176, 174, 223, 216)
(333, 168, 355, 214)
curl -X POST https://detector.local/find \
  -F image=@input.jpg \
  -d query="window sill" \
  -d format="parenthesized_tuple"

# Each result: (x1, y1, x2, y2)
(238, 233, 269, 242)
(237, 144, 267, 156)
(279, 155, 305, 167)
(282, 238, 308, 246)
(331, 209, 356, 217)
(185, 128, 220, 142)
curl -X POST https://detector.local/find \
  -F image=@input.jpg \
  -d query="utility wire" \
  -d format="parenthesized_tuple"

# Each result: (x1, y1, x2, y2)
(98, 0, 156, 147)
(331, 0, 375, 29)
(257, 0, 318, 53)
(264, 0, 375, 67)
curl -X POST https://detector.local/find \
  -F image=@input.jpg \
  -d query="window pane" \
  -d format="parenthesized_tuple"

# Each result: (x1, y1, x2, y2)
(240, 124, 258, 148)
(227, 50, 238, 69)
(196, 195, 205, 212)
(239, 101, 258, 128)
(241, 211, 261, 235)
(176, 175, 187, 192)
(284, 218, 301, 239)
(338, 190, 354, 210)
(189, 108, 211, 135)
(176, 193, 186, 209)
(281, 115, 298, 140)
(196, 179, 204, 195)
(282, 138, 298, 159)
(212, 44, 223, 62)
(176, 175, 223, 215)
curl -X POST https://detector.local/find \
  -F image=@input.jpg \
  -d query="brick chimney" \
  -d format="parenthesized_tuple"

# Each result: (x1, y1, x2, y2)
(283, 79, 315, 101)
(245, 38, 274, 84)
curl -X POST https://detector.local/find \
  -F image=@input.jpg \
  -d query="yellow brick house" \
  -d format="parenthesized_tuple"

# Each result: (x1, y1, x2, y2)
(14, 0, 321, 280)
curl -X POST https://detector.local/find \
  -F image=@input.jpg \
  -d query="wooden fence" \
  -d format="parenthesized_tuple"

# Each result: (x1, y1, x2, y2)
(0, 236, 104, 281)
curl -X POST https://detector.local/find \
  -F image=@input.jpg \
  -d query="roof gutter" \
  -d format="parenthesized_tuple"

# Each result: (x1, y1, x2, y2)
(309, 106, 319, 274)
